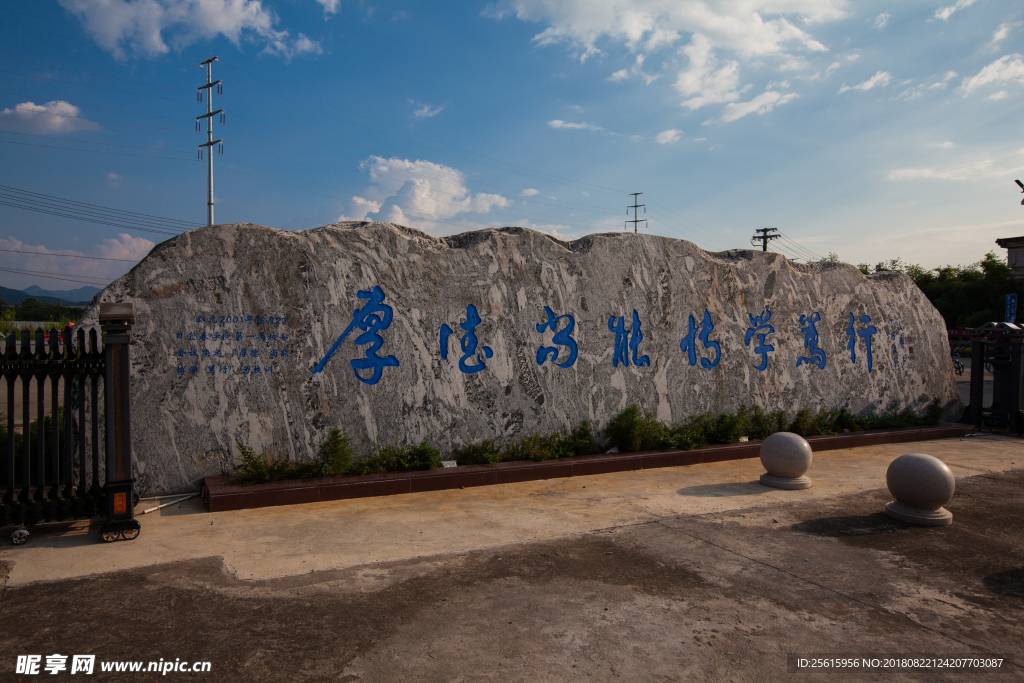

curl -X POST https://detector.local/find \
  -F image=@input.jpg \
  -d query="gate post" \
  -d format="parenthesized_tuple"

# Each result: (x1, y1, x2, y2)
(98, 303, 140, 543)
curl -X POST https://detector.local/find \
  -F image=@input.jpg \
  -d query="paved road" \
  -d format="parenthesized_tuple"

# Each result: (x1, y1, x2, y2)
(1, 434, 1022, 681)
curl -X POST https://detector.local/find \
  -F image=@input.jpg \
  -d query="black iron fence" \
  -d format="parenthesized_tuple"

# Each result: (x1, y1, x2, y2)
(0, 303, 138, 543)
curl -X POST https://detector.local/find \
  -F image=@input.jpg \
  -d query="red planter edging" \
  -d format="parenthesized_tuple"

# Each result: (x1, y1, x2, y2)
(202, 423, 974, 513)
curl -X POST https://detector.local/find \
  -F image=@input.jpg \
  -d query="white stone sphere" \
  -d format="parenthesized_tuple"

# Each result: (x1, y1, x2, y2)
(759, 432, 813, 479)
(886, 453, 955, 511)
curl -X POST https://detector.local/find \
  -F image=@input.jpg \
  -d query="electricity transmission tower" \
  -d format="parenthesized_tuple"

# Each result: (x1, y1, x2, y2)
(750, 227, 780, 251)
(197, 56, 224, 227)
(626, 192, 647, 233)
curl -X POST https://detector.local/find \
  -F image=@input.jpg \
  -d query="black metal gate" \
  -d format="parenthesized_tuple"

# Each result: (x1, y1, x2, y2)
(0, 303, 139, 544)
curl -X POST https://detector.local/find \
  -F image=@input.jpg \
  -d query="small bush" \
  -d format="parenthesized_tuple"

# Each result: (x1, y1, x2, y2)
(789, 408, 818, 437)
(564, 420, 601, 457)
(234, 441, 270, 485)
(604, 404, 666, 453)
(392, 441, 441, 471)
(456, 439, 501, 466)
(318, 427, 353, 476)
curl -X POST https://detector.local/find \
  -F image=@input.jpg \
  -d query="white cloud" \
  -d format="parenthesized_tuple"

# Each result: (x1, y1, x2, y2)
(655, 128, 681, 144)
(939, 141, 954, 149)
(488, 0, 842, 60)
(675, 34, 748, 110)
(934, 0, 978, 21)
(886, 148, 1024, 181)
(338, 157, 511, 235)
(694, 137, 706, 142)
(930, 71, 958, 89)
(961, 54, 1024, 96)
(716, 91, 798, 123)
(990, 22, 1020, 48)
(489, 1, 843, 121)
(607, 54, 657, 84)
(315, 0, 340, 14)
(837, 70, 892, 94)
(873, 12, 889, 29)
(0, 234, 152, 290)
(106, 172, 122, 188)
(548, 119, 604, 132)
(989, 90, 1008, 101)
(520, 188, 540, 196)
(56, 0, 322, 61)
(825, 52, 859, 77)
(410, 101, 444, 118)
(0, 100, 100, 134)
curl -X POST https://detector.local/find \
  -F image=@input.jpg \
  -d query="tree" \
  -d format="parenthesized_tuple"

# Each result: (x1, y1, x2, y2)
(860, 252, 1024, 329)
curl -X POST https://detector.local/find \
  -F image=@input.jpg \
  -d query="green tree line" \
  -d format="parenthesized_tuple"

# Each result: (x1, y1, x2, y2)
(852, 252, 1022, 330)
(0, 298, 85, 326)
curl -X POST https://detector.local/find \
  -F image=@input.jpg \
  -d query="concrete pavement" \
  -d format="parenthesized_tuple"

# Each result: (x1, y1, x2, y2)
(2, 433, 1023, 682)
(2, 433, 1020, 586)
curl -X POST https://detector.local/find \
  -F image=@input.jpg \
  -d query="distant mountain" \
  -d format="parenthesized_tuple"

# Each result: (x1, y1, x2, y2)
(23, 285, 102, 302)
(0, 286, 91, 306)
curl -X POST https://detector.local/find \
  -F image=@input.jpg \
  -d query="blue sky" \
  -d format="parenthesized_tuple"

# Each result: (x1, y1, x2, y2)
(0, 0, 1022, 292)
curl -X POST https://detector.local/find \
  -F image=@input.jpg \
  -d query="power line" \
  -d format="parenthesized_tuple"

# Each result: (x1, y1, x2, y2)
(0, 265, 111, 286)
(0, 56, 193, 92)
(0, 100, 192, 133)
(0, 89, 194, 121)
(0, 247, 136, 262)
(0, 185, 200, 228)
(0, 68, 192, 104)
(0, 130, 193, 154)
(777, 233, 825, 262)
(0, 137, 195, 162)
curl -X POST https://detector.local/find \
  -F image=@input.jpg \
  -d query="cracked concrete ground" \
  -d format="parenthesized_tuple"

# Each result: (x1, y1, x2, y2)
(1, 434, 1022, 681)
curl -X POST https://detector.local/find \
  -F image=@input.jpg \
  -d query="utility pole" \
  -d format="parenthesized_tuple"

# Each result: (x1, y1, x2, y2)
(197, 57, 223, 227)
(626, 192, 647, 233)
(751, 227, 780, 252)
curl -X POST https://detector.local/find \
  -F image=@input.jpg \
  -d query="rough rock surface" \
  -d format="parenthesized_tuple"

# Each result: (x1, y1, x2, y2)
(80, 222, 960, 494)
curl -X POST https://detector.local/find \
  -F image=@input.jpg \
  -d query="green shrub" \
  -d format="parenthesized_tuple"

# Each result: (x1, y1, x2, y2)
(710, 407, 749, 444)
(456, 439, 501, 466)
(234, 441, 270, 485)
(665, 417, 708, 451)
(604, 404, 666, 453)
(565, 419, 601, 456)
(318, 427, 353, 476)
(789, 408, 818, 437)
(389, 441, 441, 472)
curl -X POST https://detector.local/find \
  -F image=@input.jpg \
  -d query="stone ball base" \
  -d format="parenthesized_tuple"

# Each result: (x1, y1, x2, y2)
(885, 501, 953, 526)
(759, 473, 812, 490)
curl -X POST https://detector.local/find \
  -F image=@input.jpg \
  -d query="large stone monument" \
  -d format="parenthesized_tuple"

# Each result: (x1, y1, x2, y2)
(79, 222, 960, 494)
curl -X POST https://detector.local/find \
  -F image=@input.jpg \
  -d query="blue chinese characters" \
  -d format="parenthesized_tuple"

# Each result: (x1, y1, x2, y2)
(311, 285, 399, 385)
(535, 306, 578, 368)
(440, 304, 493, 374)
(797, 312, 826, 370)
(679, 309, 721, 369)
(846, 313, 878, 373)
(743, 309, 775, 371)
(607, 310, 649, 368)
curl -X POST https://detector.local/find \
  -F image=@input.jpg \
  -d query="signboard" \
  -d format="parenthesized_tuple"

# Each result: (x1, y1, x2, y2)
(1006, 293, 1017, 324)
